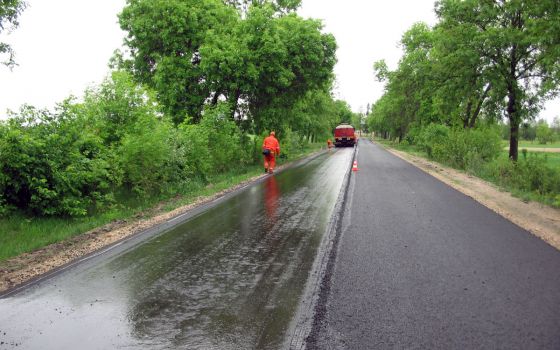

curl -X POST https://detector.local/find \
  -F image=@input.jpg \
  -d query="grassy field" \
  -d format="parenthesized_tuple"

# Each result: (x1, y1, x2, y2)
(0, 143, 325, 262)
(502, 140, 560, 149)
(517, 151, 560, 169)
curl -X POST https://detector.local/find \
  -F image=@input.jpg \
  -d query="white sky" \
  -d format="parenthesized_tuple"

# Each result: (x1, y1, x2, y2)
(0, 0, 558, 123)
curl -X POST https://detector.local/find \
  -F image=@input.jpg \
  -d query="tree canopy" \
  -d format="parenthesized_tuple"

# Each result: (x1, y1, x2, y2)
(0, 0, 27, 68)
(119, 0, 336, 130)
(369, 0, 560, 161)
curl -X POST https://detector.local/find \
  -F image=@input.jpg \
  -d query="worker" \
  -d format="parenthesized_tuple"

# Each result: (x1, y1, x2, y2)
(262, 131, 280, 174)
(327, 139, 333, 149)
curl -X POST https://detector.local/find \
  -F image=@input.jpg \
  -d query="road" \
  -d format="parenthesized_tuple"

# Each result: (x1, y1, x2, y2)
(1, 140, 559, 350)
(307, 140, 560, 349)
(0, 149, 353, 350)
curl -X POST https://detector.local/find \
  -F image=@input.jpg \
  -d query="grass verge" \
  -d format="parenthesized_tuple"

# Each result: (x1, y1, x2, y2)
(0, 143, 325, 262)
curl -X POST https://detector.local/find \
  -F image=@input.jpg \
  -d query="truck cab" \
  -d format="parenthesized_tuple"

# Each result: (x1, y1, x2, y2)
(334, 124, 356, 147)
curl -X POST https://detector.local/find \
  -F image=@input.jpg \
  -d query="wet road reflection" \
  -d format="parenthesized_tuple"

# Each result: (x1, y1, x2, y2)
(0, 148, 353, 350)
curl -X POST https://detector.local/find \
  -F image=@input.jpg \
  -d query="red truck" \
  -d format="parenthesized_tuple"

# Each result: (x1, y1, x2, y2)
(334, 124, 357, 147)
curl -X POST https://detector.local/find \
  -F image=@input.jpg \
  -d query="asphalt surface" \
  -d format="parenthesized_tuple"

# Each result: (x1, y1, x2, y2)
(308, 140, 560, 349)
(0, 149, 354, 350)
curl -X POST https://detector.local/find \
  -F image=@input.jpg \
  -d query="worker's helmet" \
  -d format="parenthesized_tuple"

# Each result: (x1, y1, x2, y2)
(270, 131, 275, 136)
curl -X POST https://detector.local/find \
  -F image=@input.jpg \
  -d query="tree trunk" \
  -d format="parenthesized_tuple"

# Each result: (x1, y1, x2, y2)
(509, 121, 519, 161)
(463, 100, 473, 128)
(469, 84, 491, 128)
(229, 88, 241, 121)
(507, 83, 519, 161)
(211, 91, 221, 106)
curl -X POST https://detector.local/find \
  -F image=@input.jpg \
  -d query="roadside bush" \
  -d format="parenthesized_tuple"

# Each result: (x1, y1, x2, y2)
(443, 127, 502, 170)
(416, 123, 449, 158)
(481, 155, 560, 205)
(179, 103, 250, 181)
(0, 105, 117, 216)
(416, 125, 501, 170)
(117, 115, 176, 195)
(277, 128, 307, 160)
(80, 71, 158, 146)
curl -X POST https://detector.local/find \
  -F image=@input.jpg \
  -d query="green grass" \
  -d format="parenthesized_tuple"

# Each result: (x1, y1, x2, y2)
(516, 150, 560, 170)
(502, 140, 560, 149)
(0, 143, 326, 262)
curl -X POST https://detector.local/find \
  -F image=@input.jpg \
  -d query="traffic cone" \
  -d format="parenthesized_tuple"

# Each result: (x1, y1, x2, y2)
(352, 160, 359, 172)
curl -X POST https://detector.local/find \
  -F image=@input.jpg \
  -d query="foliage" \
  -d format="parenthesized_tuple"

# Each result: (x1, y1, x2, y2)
(369, 1, 560, 161)
(435, 0, 560, 160)
(0, 1, 339, 220)
(0, 104, 117, 216)
(482, 154, 560, 206)
(416, 124, 449, 158)
(417, 125, 501, 170)
(0, 0, 26, 68)
(118, 0, 336, 128)
(179, 103, 251, 181)
(536, 120, 555, 144)
(223, 0, 301, 14)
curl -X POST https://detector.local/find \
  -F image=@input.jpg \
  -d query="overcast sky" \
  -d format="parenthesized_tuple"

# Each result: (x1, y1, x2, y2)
(0, 0, 558, 122)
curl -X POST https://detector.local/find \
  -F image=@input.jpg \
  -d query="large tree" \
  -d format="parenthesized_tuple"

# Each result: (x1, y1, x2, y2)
(0, 0, 27, 68)
(223, 0, 301, 14)
(436, 0, 560, 161)
(119, 0, 336, 127)
(119, 0, 238, 124)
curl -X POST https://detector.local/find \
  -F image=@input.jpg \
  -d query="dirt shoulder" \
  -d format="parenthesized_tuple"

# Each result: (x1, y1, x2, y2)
(0, 155, 312, 294)
(383, 145, 560, 251)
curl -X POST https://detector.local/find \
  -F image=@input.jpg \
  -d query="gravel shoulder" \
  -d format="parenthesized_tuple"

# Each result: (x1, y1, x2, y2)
(384, 145, 560, 251)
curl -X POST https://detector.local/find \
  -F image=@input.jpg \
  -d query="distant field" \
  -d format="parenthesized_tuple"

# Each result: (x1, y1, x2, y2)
(502, 140, 560, 149)
(502, 140, 560, 154)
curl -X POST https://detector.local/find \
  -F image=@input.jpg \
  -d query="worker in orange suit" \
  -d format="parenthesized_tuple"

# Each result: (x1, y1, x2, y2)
(262, 131, 280, 174)
(327, 139, 333, 149)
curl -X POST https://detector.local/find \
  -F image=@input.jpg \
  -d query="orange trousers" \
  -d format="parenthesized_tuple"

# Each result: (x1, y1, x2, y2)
(264, 153, 276, 172)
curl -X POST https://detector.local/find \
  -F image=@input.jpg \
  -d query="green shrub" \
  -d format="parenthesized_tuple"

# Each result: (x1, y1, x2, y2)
(481, 154, 560, 205)
(416, 123, 449, 158)
(117, 115, 175, 195)
(0, 106, 117, 216)
(416, 125, 501, 170)
(179, 103, 250, 181)
(278, 128, 306, 160)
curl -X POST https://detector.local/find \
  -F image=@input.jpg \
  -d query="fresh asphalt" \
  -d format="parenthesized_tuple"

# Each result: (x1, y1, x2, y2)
(307, 139, 560, 349)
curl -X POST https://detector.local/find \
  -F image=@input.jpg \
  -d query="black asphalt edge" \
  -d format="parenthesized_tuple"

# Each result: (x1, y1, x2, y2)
(286, 144, 357, 350)
(0, 149, 330, 299)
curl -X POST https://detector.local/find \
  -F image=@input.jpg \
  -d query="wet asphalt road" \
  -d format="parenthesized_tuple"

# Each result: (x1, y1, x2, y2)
(309, 140, 560, 349)
(0, 149, 354, 350)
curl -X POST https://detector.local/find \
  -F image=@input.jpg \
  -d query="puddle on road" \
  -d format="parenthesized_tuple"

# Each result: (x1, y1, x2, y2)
(0, 149, 353, 350)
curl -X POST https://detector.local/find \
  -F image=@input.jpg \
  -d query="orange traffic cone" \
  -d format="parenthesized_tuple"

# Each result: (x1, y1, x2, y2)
(352, 160, 359, 172)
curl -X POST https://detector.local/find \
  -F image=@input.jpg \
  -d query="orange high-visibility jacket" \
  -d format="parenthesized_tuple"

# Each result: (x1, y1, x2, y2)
(263, 135, 280, 155)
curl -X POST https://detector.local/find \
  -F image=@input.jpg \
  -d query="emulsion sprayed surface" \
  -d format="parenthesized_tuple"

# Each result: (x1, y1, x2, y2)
(0, 149, 353, 350)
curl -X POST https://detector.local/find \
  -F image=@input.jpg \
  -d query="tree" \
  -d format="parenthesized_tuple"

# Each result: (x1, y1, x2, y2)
(223, 0, 301, 14)
(551, 116, 560, 137)
(536, 119, 554, 144)
(435, 0, 560, 161)
(119, 0, 238, 124)
(0, 0, 27, 68)
(119, 0, 336, 127)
